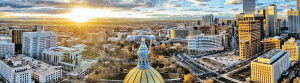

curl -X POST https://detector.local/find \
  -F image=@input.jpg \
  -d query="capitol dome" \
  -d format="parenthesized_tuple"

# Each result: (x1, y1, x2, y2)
(124, 38, 165, 83)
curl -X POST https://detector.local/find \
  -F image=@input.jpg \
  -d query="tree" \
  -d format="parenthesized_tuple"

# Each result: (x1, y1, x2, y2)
(175, 44, 182, 52)
(124, 49, 131, 57)
(86, 75, 100, 83)
(177, 67, 184, 78)
(157, 55, 165, 63)
(294, 77, 300, 83)
(184, 73, 196, 83)
(202, 79, 214, 83)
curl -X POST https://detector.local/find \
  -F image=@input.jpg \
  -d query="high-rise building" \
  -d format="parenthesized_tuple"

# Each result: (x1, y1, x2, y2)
(202, 14, 213, 26)
(298, 0, 300, 11)
(0, 41, 14, 59)
(12, 29, 35, 54)
(236, 13, 245, 27)
(0, 57, 32, 83)
(243, 0, 255, 15)
(243, 14, 265, 40)
(22, 31, 57, 59)
(263, 37, 281, 49)
(288, 9, 300, 35)
(265, 4, 278, 37)
(239, 20, 261, 60)
(282, 37, 300, 61)
(188, 34, 223, 53)
(251, 49, 290, 83)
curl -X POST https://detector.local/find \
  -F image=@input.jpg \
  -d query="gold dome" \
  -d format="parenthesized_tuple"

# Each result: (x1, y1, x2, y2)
(124, 67, 165, 83)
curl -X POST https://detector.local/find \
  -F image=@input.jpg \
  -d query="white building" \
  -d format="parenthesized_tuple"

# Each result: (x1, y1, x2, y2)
(0, 57, 32, 83)
(243, 0, 255, 15)
(126, 30, 156, 41)
(41, 46, 82, 71)
(15, 55, 62, 83)
(251, 49, 290, 83)
(22, 31, 57, 59)
(188, 34, 223, 53)
(0, 41, 14, 59)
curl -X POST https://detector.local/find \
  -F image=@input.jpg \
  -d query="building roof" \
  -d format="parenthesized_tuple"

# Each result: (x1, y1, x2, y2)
(123, 67, 164, 83)
(14, 55, 61, 76)
(256, 49, 286, 64)
(47, 46, 79, 53)
(124, 38, 164, 83)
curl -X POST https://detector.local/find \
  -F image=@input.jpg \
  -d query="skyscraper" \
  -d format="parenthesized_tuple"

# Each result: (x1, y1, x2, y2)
(298, 0, 300, 11)
(239, 20, 261, 60)
(202, 14, 213, 26)
(243, 0, 255, 15)
(265, 4, 278, 37)
(288, 9, 300, 36)
(12, 29, 35, 54)
(22, 31, 57, 59)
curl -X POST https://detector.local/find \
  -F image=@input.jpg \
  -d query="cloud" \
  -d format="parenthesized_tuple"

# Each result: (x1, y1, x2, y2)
(274, 1, 280, 3)
(224, 0, 242, 5)
(163, 3, 181, 7)
(256, 5, 268, 9)
(177, 8, 202, 11)
(229, 8, 239, 12)
(200, 10, 223, 12)
(152, 9, 167, 11)
(192, 3, 207, 6)
(284, 0, 296, 2)
(187, 0, 211, 3)
(204, 6, 214, 8)
(280, 4, 296, 8)
(0, 0, 157, 9)
(215, 6, 224, 8)
(1, 7, 71, 15)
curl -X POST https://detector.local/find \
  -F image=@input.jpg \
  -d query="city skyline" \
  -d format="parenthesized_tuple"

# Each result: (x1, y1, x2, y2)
(0, 0, 298, 22)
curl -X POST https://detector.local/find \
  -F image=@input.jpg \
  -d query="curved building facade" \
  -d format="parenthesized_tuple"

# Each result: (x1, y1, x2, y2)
(124, 38, 164, 83)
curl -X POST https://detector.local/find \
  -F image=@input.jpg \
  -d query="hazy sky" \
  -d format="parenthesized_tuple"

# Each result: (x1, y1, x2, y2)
(0, 0, 297, 20)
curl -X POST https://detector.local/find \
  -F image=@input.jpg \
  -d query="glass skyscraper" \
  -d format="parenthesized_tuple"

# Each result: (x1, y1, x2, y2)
(243, 0, 255, 15)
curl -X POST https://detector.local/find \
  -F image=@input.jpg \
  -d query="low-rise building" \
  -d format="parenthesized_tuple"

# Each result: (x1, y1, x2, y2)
(188, 34, 223, 53)
(0, 57, 32, 83)
(251, 49, 290, 83)
(14, 55, 62, 83)
(41, 46, 82, 71)
(170, 28, 188, 39)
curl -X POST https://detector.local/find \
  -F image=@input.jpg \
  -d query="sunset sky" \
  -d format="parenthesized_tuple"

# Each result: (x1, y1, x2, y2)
(0, 0, 297, 21)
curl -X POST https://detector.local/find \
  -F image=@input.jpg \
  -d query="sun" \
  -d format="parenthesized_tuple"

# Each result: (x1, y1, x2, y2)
(59, 8, 112, 22)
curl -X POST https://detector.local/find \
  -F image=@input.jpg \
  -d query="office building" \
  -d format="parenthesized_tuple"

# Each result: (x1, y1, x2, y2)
(282, 37, 300, 61)
(22, 31, 57, 59)
(0, 41, 14, 59)
(42, 46, 82, 71)
(236, 13, 245, 27)
(0, 57, 32, 83)
(288, 9, 300, 35)
(0, 36, 12, 42)
(202, 14, 213, 26)
(12, 29, 35, 54)
(170, 28, 188, 39)
(214, 18, 219, 25)
(239, 20, 261, 60)
(87, 32, 106, 43)
(298, 0, 300, 11)
(243, 0, 255, 15)
(265, 4, 278, 37)
(251, 49, 290, 83)
(263, 37, 281, 50)
(188, 34, 223, 53)
(11, 55, 62, 83)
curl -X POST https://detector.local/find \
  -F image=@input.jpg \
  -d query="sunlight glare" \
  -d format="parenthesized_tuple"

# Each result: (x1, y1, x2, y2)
(59, 8, 113, 22)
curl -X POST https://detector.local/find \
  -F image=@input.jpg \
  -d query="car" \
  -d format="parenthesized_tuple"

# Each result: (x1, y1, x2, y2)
(70, 77, 73, 79)
(77, 77, 80, 79)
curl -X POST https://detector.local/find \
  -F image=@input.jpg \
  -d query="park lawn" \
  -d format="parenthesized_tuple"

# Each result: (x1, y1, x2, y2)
(82, 49, 101, 58)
